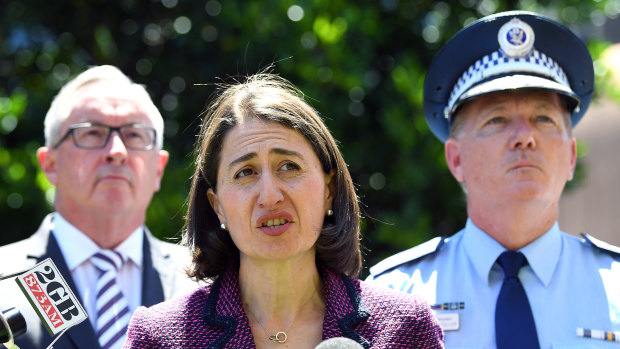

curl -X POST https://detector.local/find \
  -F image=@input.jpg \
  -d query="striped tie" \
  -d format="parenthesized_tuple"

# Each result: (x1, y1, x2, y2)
(91, 250, 131, 349)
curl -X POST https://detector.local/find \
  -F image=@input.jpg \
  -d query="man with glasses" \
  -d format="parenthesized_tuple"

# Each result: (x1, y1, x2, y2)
(0, 65, 198, 349)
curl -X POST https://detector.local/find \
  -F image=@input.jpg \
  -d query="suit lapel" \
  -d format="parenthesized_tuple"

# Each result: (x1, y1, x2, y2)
(24, 216, 170, 348)
(141, 230, 166, 307)
(37, 231, 101, 349)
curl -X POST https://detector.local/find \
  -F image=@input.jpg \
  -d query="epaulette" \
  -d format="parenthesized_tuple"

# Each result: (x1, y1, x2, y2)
(581, 233, 620, 256)
(369, 236, 446, 277)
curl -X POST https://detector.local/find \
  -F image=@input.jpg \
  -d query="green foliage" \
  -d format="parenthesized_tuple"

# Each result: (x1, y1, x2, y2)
(1, 0, 618, 276)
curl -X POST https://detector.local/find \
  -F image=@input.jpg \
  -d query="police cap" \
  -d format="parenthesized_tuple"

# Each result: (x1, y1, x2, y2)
(423, 11, 595, 142)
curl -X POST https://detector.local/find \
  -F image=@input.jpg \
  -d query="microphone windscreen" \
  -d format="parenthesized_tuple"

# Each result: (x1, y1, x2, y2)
(315, 337, 364, 349)
(0, 307, 27, 343)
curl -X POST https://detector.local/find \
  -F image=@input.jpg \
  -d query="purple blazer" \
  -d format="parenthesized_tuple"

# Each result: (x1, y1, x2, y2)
(124, 265, 444, 348)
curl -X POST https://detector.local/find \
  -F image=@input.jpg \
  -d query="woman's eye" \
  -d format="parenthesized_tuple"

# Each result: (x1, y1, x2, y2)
(234, 168, 254, 179)
(280, 162, 300, 171)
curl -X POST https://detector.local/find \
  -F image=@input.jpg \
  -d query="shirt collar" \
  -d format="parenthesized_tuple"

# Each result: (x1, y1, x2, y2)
(463, 218, 506, 286)
(114, 226, 143, 268)
(519, 222, 561, 287)
(51, 212, 144, 270)
(463, 218, 562, 287)
(51, 213, 99, 271)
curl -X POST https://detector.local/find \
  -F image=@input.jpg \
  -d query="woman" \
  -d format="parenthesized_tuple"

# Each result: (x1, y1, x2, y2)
(123, 74, 444, 348)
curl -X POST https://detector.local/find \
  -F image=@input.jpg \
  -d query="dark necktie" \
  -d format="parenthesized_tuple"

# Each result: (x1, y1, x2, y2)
(495, 251, 540, 349)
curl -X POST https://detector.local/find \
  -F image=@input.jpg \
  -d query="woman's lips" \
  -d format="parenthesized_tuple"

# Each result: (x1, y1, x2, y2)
(258, 222, 292, 236)
(256, 212, 294, 236)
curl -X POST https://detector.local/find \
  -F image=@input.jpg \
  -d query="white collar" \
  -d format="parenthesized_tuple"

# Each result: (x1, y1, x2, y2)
(51, 212, 144, 270)
(463, 218, 561, 287)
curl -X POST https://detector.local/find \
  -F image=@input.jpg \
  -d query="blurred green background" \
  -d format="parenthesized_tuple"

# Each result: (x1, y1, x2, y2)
(1, 0, 619, 277)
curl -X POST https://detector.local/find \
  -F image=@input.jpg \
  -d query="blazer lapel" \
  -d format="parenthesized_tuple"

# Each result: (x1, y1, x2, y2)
(38, 231, 101, 349)
(321, 268, 370, 348)
(202, 275, 240, 348)
(141, 230, 165, 307)
(202, 265, 255, 348)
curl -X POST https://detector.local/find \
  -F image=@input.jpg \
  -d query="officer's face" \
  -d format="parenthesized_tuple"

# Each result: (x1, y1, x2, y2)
(444, 89, 576, 209)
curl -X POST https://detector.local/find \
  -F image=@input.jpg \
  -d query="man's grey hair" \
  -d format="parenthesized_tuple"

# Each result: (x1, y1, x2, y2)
(44, 65, 164, 149)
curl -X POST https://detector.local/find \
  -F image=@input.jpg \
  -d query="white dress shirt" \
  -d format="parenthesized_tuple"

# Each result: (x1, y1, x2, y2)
(51, 213, 143, 330)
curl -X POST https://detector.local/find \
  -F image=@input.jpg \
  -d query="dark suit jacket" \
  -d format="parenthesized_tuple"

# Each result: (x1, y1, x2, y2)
(124, 264, 445, 348)
(0, 213, 199, 349)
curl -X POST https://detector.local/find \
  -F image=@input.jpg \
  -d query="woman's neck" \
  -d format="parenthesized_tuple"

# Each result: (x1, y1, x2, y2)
(239, 255, 325, 348)
(240, 254, 323, 315)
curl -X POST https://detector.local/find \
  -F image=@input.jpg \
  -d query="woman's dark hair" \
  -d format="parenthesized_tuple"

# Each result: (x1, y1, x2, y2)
(182, 73, 361, 281)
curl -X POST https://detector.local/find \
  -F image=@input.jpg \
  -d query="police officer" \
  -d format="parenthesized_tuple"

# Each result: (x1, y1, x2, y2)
(368, 11, 620, 348)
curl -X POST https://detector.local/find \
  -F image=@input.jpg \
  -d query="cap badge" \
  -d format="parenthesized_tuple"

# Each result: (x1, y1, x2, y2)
(498, 18, 535, 58)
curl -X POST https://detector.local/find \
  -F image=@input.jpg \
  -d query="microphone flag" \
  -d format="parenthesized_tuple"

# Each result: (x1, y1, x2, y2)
(13, 258, 87, 337)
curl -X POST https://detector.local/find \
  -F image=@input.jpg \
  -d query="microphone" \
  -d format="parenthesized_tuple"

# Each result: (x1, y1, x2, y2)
(1, 307, 27, 345)
(13, 258, 87, 338)
(315, 337, 364, 348)
(3, 258, 88, 349)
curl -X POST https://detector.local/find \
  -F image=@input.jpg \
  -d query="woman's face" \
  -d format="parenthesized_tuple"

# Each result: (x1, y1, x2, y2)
(208, 117, 334, 263)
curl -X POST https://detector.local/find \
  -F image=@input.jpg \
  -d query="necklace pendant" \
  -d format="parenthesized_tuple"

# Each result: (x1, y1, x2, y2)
(269, 331, 288, 343)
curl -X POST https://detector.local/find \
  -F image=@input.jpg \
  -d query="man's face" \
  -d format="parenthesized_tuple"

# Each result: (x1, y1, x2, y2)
(445, 90, 576, 208)
(38, 81, 168, 219)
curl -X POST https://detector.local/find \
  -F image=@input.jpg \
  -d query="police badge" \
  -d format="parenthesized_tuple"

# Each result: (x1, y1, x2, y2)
(498, 18, 535, 58)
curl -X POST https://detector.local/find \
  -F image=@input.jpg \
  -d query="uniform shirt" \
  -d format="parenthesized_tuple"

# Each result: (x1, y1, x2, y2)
(367, 219, 620, 349)
(51, 213, 143, 330)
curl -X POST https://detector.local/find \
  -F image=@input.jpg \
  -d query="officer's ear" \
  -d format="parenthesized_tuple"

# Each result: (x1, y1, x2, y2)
(445, 138, 464, 182)
(568, 136, 577, 181)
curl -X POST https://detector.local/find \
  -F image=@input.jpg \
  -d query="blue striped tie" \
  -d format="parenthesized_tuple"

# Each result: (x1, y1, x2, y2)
(495, 251, 540, 349)
(91, 250, 131, 349)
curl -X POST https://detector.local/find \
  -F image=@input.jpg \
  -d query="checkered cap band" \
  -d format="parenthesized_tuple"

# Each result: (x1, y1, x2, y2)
(446, 49, 570, 118)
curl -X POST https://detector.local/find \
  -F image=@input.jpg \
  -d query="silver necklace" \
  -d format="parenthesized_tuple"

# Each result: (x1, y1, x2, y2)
(246, 292, 315, 344)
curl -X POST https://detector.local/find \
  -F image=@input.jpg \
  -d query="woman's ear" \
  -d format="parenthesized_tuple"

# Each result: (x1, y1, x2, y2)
(207, 188, 225, 222)
(324, 170, 336, 210)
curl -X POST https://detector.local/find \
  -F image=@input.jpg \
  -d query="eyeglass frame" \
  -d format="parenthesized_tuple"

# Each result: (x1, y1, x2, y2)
(52, 122, 157, 150)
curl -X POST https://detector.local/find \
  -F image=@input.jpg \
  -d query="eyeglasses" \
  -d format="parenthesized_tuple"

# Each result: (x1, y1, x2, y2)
(53, 122, 157, 150)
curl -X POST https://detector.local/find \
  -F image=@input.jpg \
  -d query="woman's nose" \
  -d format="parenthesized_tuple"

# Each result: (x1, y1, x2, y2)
(256, 172, 284, 208)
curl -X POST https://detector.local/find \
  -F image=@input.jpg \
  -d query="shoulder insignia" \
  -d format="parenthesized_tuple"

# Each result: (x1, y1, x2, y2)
(369, 236, 446, 277)
(581, 233, 620, 256)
